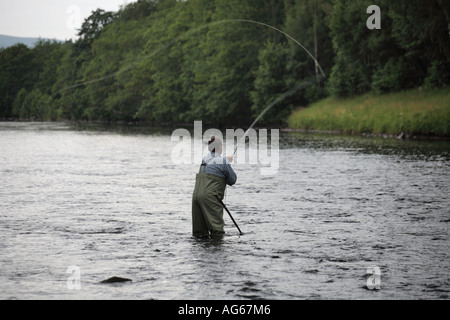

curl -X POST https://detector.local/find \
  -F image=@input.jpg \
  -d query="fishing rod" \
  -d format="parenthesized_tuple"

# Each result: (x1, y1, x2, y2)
(232, 76, 324, 156)
(216, 193, 243, 235)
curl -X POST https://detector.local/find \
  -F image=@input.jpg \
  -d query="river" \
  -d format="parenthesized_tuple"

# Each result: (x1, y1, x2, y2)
(0, 122, 449, 300)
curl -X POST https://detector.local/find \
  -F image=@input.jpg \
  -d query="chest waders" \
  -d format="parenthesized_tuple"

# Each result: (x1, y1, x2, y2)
(192, 162, 227, 236)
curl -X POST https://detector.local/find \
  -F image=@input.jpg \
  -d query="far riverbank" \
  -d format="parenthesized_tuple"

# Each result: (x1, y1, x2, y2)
(288, 87, 450, 138)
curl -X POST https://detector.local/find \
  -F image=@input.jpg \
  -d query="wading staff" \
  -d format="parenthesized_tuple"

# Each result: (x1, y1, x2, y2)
(216, 193, 243, 235)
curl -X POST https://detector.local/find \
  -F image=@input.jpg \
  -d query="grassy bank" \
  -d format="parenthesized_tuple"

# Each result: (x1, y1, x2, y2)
(288, 87, 450, 137)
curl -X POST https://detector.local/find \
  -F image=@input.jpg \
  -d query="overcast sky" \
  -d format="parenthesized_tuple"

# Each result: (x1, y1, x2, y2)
(0, 0, 136, 41)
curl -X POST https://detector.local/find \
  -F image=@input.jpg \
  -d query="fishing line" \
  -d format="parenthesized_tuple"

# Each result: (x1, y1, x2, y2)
(53, 18, 326, 101)
(228, 19, 325, 79)
(53, 19, 233, 97)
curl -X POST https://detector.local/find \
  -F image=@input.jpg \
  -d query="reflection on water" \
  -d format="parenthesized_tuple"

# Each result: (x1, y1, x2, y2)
(0, 122, 449, 299)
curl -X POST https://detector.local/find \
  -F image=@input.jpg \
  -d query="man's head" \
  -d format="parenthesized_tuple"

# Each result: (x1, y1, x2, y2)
(208, 136, 223, 154)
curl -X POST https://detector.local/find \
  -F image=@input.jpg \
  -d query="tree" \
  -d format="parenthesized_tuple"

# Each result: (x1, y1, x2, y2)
(186, 0, 286, 126)
(328, 0, 374, 96)
(389, 0, 450, 88)
(11, 88, 52, 120)
(283, 0, 333, 103)
(72, 9, 117, 71)
(250, 40, 289, 124)
(0, 44, 35, 119)
(328, 0, 449, 96)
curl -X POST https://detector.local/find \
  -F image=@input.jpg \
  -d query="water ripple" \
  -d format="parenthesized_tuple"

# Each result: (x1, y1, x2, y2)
(0, 122, 449, 299)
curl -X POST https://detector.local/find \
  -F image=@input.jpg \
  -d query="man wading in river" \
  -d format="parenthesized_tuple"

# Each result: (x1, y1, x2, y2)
(192, 136, 237, 237)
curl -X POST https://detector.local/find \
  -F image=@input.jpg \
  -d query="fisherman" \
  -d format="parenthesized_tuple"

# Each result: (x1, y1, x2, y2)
(192, 136, 237, 237)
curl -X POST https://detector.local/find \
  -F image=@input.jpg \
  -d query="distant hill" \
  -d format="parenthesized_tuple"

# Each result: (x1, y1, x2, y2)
(0, 34, 63, 49)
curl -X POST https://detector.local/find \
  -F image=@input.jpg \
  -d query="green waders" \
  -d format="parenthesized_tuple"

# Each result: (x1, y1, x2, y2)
(192, 164, 227, 237)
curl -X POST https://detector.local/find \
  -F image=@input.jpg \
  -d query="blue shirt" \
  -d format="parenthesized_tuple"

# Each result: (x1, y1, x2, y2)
(201, 152, 237, 186)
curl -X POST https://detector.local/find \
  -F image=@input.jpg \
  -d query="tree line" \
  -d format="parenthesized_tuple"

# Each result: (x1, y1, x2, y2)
(0, 0, 448, 126)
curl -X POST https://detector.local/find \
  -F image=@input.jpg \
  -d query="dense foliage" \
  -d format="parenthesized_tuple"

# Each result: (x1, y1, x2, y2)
(1, 0, 448, 126)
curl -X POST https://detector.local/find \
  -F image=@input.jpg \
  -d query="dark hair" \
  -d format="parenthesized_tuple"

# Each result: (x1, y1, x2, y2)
(208, 136, 222, 153)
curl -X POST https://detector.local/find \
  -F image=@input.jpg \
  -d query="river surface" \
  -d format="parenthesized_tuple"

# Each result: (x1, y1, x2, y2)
(0, 122, 449, 300)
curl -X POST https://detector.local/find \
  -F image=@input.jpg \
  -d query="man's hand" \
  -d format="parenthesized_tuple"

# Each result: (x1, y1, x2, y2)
(226, 155, 234, 163)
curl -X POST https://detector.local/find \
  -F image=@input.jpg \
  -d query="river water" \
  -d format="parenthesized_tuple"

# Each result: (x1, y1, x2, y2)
(0, 122, 449, 300)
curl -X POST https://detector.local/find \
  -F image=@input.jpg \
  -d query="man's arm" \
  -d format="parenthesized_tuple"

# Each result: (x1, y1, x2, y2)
(223, 157, 237, 186)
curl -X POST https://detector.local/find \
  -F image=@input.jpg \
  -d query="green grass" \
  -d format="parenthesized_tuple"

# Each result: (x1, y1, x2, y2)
(288, 87, 450, 136)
